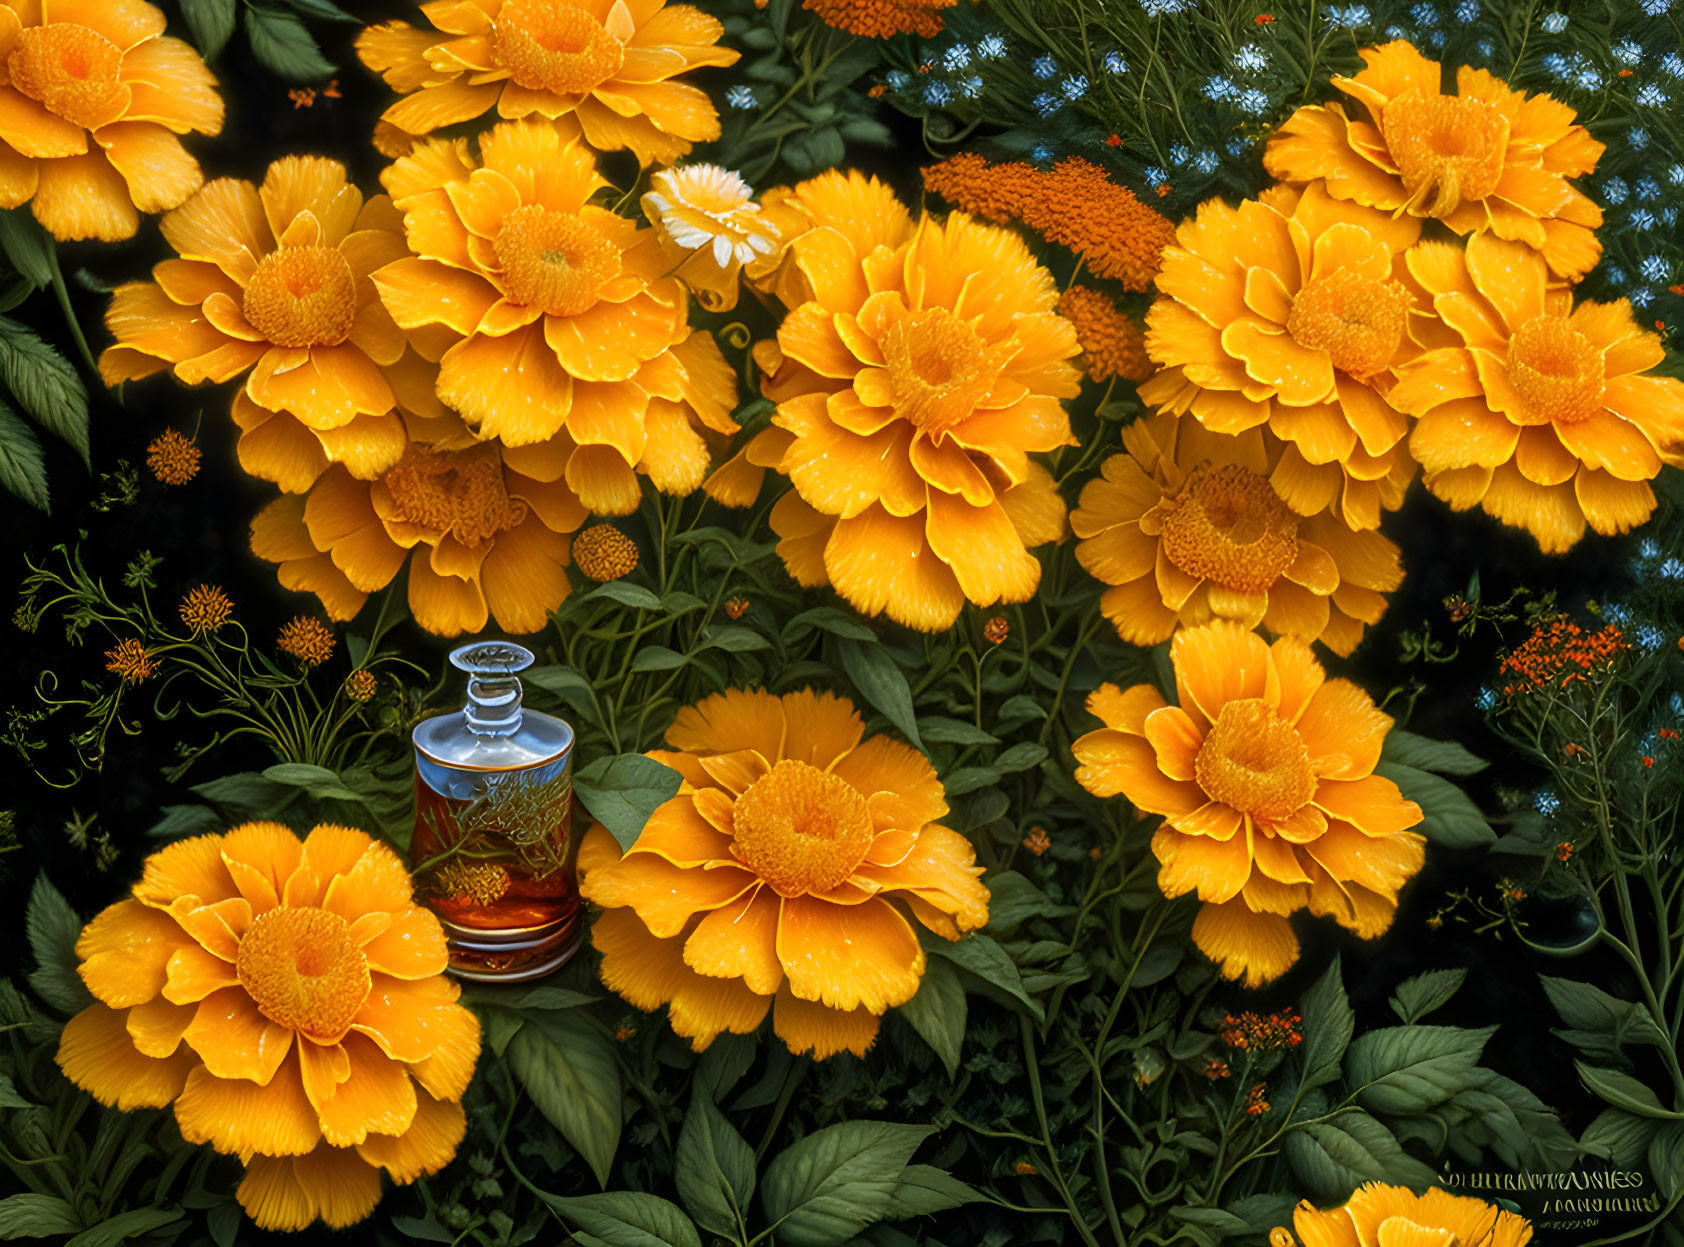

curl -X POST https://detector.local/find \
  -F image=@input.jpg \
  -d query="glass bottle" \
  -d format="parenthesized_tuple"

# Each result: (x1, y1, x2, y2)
(411, 642, 580, 982)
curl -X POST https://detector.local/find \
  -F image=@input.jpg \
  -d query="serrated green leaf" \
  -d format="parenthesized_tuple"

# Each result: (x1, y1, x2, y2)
(1347, 1025, 1496, 1114)
(675, 1094, 755, 1238)
(881, 1165, 978, 1218)
(0, 401, 47, 510)
(1582, 1107, 1662, 1167)
(927, 932, 1041, 1022)
(574, 753, 682, 852)
(584, 581, 661, 610)
(282, 0, 362, 22)
(507, 1012, 622, 1186)
(0, 318, 87, 466)
(1299, 957, 1353, 1092)
(1380, 729, 1488, 775)
(26, 875, 90, 1015)
(243, 6, 334, 81)
(0, 210, 52, 287)
(762, 1121, 932, 1247)
(180, 0, 237, 58)
(896, 954, 964, 1079)
(838, 639, 922, 750)
(1374, 761, 1495, 848)
(1283, 1110, 1438, 1201)
(543, 1193, 699, 1247)
(1389, 968, 1467, 1024)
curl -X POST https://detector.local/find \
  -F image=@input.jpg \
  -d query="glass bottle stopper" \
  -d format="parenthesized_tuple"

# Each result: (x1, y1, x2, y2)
(450, 642, 534, 738)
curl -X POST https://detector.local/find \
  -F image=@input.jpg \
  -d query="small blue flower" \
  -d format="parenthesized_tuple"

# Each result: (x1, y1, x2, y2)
(1193, 150, 1220, 174)
(1662, 52, 1684, 78)
(1476, 38, 1495, 58)
(1325, 3, 1372, 25)
(1640, 0, 1671, 14)
(1106, 51, 1128, 74)
(1668, 164, 1684, 184)
(1456, 0, 1480, 20)
(1139, 0, 1190, 13)
(1636, 177, 1661, 200)
(1032, 55, 1056, 79)
(1605, 603, 1633, 626)
(1664, 207, 1679, 225)
(1614, 41, 1643, 66)
(1542, 53, 1569, 78)
(1542, 11, 1568, 31)
(1636, 84, 1669, 107)
(1632, 128, 1651, 150)
(977, 34, 1007, 59)
(959, 74, 984, 99)
(1206, 76, 1237, 101)
(1033, 92, 1061, 117)
(1227, 135, 1251, 155)
(943, 45, 971, 72)
(1425, 28, 1445, 48)
(1411, 2, 1439, 23)
(886, 70, 911, 89)
(1605, 266, 1627, 286)
(1631, 208, 1658, 230)
(1637, 625, 1665, 651)
(1631, 286, 1656, 306)
(1238, 88, 1269, 115)
(1144, 166, 1167, 185)
(1534, 790, 1561, 815)
(1603, 177, 1629, 204)
(923, 80, 952, 107)
(1475, 687, 1497, 711)
(725, 85, 758, 110)
(1234, 45, 1268, 73)
(1660, 557, 1684, 579)
(1575, 65, 1603, 90)
(1031, 142, 1056, 165)
(1640, 538, 1661, 560)
(1169, 143, 1191, 165)
(1640, 256, 1669, 281)
(1061, 73, 1088, 101)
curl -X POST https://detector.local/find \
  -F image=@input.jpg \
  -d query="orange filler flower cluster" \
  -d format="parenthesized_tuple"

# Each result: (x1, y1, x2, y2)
(1219, 1010, 1304, 1052)
(1499, 617, 1630, 696)
(1058, 286, 1154, 383)
(921, 154, 1177, 291)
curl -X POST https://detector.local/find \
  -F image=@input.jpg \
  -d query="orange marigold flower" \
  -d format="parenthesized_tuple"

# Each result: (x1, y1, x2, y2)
(1499, 616, 1627, 694)
(1073, 621, 1426, 987)
(1274, 1182, 1534, 1247)
(704, 171, 1080, 631)
(100, 157, 415, 483)
(55, 822, 477, 1232)
(179, 584, 233, 633)
(1058, 286, 1153, 383)
(1265, 41, 1604, 279)
(372, 122, 739, 511)
(355, 0, 736, 168)
(345, 669, 379, 703)
(278, 616, 336, 666)
(146, 428, 201, 485)
(1139, 183, 1423, 531)
(1393, 234, 1684, 552)
(105, 637, 158, 683)
(1071, 412, 1403, 655)
(578, 688, 990, 1058)
(984, 616, 1010, 645)
(1022, 826, 1050, 855)
(251, 426, 589, 636)
(803, 0, 954, 37)
(0, 0, 223, 242)
(922, 154, 1177, 292)
(573, 524, 639, 582)
(641, 164, 779, 312)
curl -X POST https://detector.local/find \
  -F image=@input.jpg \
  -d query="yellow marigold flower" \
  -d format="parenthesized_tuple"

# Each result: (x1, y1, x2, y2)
(1072, 620, 1425, 987)
(802, 0, 955, 38)
(641, 164, 779, 312)
(278, 616, 336, 666)
(0, 0, 223, 241)
(921, 154, 1176, 292)
(344, 669, 379, 702)
(1139, 183, 1422, 531)
(1058, 286, 1153, 383)
(1266, 41, 1603, 280)
(578, 688, 989, 1058)
(572, 524, 639, 581)
(355, 0, 737, 167)
(1071, 413, 1403, 655)
(372, 122, 738, 512)
(100, 158, 414, 481)
(705, 171, 1080, 631)
(55, 822, 477, 1231)
(179, 584, 233, 633)
(250, 423, 588, 636)
(105, 637, 158, 683)
(1393, 233, 1684, 552)
(1273, 1183, 1533, 1247)
(146, 427, 201, 484)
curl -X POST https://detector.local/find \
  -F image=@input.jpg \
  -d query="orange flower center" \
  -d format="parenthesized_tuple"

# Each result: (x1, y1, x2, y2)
(1194, 698, 1317, 823)
(729, 759, 874, 899)
(493, 0, 624, 96)
(235, 907, 371, 1043)
(1157, 464, 1299, 595)
(877, 307, 997, 434)
(1286, 266, 1411, 377)
(1379, 91, 1509, 216)
(242, 246, 359, 348)
(8, 24, 126, 130)
(383, 443, 528, 546)
(493, 203, 620, 317)
(1506, 315, 1605, 425)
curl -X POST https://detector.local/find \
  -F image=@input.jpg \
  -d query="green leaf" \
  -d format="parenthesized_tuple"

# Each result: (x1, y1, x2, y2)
(1576, 1061, 1684, 1120)
(783, 607, 877, 643)
(1169, 1207, 1252, 1237)
(838, 640, 922, 750)
(1648, 1121, 1684, 1200)
(1373, 761, 1496, 848)
(993, 743, 1048, 774)
(675, 1094, 755, 1238)
(1346, 1025, 1496, 1115)
(467, 982, 598, 1012)
(0, 319, 88, 466)
(881, 1165, 979, 1218)
(1389, 968, 1467, 1024)
(983, 872, 1073, 940)
(242, 5, 334, 80)
(574, 754, 683, 852)
(180, 0, 237, 58)
(147, 803, 224, 840)
(0, 401, 47, 510)
(0, 209, 51, 287)
(585, 582, 662, 610)
(190, 771, 293, 818)
(0, 1071, 32, 1108)
(630, 646, 689, 672)
(914, 717, 998, 746)
(896, 954, 964, 1078)
(927, 932, 1041, 1022)
(1298, 957, 1353, 1092)
(761, 1121, 932, 1247)
(525, 665, 604, 729)
(701, 625, 770, 653)
(1541, 977, 1670, 1049)
(66, 1209, 187, 1247)
(939, 767, 998, 797)
(262, 762, 368, 804)
(1581, 1107, 1661, 1167)
(506, 1012, 623, 1186)
(782, 126, 846, 174)
(1379, 730, 1488, 775)
(542, 1193, 700, 1247)
(0, 1193, 83, 1238)
(1283, 1109, 1437, 1201)
(26, 875, 90, 1015)
(282, 0, 363, 21)
(479, 1006, 523, 1059)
